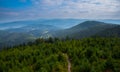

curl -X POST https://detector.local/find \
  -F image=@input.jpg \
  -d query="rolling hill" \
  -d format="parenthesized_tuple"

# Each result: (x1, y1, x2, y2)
(0, 30, 35, 49)
(54, 21, 120, 39)
(93, 26, 120, 37)
(6, 24, 61, 38)
(0, 20, 120, 49)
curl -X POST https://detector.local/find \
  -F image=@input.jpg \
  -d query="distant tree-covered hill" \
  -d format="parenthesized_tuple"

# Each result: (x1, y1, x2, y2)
(93, 26, 120, 37)
(0, 30, 35, 49)
(0, 24, 61, 49)
(54, 21, 120, 39)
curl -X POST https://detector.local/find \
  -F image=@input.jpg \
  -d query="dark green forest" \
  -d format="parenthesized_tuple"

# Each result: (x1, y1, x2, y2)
(0, 37, 120, 72)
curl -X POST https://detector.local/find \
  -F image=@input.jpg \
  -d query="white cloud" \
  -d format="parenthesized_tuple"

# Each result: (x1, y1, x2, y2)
(42, 0, 64, 6)
(12, 0, 120, 19)
(1, 0, 120, 21)
(31, 0, 64, 6)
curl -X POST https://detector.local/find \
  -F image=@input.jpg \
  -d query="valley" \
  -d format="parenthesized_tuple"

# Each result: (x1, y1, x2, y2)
(0, 19, 120, 49)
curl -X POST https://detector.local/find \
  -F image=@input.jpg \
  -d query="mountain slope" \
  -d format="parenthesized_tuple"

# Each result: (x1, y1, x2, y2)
(54, 21, 120, 39)
(0, 30, 35, 49)
(0, 23, 61, 49)
(93, 26, 120, 37)
(6, 24, 61, 38)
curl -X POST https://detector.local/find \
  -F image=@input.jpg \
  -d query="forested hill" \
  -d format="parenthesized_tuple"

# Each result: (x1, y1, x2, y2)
(0, 37, 120, 72)
(0, 30, 35, 49)
(93, 26, 120, 37)
(54, 21, 120, 39)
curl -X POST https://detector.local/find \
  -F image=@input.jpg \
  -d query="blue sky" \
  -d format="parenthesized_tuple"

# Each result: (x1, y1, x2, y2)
(0, 0, 31, 8)
(0, 0, 120, 21)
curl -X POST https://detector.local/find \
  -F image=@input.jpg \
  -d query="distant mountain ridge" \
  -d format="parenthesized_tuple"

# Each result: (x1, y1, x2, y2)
(0, 20, 120, 49)
(54, 21, 120, 39)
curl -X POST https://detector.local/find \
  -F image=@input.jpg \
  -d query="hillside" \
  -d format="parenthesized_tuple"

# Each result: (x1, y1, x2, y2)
(0, 20, 120, 49)
(0, 30, 35, 49)
(93, 26, 120, 37)
(6, 24, 61, 37)
(54, 21, 120, 39)
(0, 23, 61, 49)
(0, 37, 120, 72)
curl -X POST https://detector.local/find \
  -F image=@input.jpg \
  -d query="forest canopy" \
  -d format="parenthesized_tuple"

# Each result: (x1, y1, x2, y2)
(0, 37, 120, 72)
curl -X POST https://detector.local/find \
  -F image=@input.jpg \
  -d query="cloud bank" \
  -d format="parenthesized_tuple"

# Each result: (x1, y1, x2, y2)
(0, 0, 120, 21)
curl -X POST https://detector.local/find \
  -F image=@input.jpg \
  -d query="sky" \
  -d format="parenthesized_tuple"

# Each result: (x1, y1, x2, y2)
(0, 0, 120, 21)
